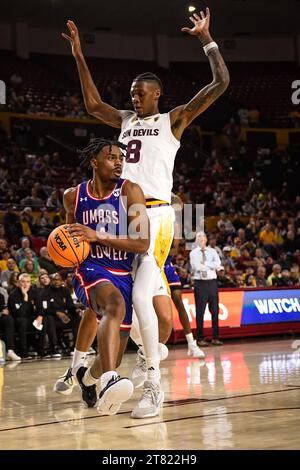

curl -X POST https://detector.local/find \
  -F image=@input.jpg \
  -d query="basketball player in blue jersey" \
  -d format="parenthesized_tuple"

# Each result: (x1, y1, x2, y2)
(62, 138, 149, 415)
(62, 8, 229, 418)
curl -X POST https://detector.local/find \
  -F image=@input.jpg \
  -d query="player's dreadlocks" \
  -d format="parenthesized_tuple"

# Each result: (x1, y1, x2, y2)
(133, 72, 163, 95)
(78, 138, 127, 167)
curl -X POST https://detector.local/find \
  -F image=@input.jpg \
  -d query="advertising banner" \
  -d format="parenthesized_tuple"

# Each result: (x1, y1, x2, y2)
(172, 288, 300, 332)
(172, 291, 244, 331)
(241, 289, 300, 325)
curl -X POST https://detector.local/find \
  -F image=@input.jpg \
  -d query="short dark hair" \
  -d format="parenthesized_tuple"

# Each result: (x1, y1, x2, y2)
(78, 138, 127, 168)
(133, 72, 163, 95)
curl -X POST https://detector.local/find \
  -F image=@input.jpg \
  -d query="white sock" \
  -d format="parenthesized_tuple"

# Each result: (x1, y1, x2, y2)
(132, 259, 161, 382)
(186, 333, 194, 346)
(100, 370, 118, 390)
(146, 356, 160, 383)
(82, 367, 98, 386)
(71, 349, 87, 375)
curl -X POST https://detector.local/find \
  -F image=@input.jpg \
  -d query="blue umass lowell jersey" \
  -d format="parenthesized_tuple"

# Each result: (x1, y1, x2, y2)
(75, 178, 134, 272)
(73, 178, 134, 330)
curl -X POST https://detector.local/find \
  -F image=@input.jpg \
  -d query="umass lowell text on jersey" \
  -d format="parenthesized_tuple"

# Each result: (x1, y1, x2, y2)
(74, 178, 134, 272)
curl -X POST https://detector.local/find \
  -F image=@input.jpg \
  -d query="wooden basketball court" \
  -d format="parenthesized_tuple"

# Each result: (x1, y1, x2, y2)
(1, 337, 300, 450)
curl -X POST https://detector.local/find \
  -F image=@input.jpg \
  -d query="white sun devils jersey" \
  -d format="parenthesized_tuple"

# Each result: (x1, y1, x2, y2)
(119, 112, 180, 204)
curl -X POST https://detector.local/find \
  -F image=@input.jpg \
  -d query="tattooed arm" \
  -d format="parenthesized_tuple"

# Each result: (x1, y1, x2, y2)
(170, 8, 230, 140)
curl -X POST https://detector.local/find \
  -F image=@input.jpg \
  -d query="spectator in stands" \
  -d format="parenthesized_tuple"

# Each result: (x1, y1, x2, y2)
(0, 249, 11, 272)
(222, 246, 236, 272)
(282, 231, 299, 254)
(216, 224, 228, 247)
(18, 208, 35, 237)
(237, 248, 257, 271)
(21, 259, 40, 285)
(217, 266, 236, 288)
(253, 248, 267, 266)
(52, 206, 65, 225)
(0, 258, 19, 288)
(255, 266, 267, 287)
(290, 267, 300, 286)
(0, 238, 8, 251)
(46, 189, 63, 209)
(259, 222, 277, 257)
(19, 248, 39, 271)
(267, 263, 282, 286)
(8, 273, 39, 359)
(38, 273, 81, 357)
(232, 212, 245, 231)
(231, 237, 243, 259)
(208, 237, 223, 258)
(0, 224, 10, 246)
(217, 212, 235, 234)
(37, 272, 50, 290)
(235, 274, 244, 288)
(244, 273, 257, 287)
(21, 188, 44, 207)
(3, 206, 22, 243)
(15, 237, 36, 264)
(36, 208, 53, 237)
(7, 271, 19, 295)
(273, 269, 292, 287)
(177, 266, 191, 289)
(0, 293, 21, 361)
(38, 247, 57, 275)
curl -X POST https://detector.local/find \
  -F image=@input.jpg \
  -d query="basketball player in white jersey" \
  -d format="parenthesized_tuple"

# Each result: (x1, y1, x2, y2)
(62, 8, 229, 418)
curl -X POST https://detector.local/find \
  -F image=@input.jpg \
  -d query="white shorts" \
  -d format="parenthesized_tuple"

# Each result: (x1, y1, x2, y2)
(153, 270, 170, 297)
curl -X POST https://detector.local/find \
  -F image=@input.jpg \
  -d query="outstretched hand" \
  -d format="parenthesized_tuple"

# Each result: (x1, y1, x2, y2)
(181, 7, 211, 38)
(62, 20, 82, 58)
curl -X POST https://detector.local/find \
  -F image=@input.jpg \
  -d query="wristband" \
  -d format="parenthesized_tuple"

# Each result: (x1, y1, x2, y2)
(203, 41, 219, 56)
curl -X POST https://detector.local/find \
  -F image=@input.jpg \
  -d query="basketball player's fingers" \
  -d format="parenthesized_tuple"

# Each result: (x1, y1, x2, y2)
(199, 11, 205, 20)
(68, 20, 78, 33)
(181, 27, 191, 33)
(193, 13, 201, 21)
(206, 7, 210, 19)
(61, 33, 72, 42)
(189, 16, 197, 25)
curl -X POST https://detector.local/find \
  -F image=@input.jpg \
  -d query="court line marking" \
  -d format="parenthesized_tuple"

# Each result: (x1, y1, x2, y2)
(124, 406, 300, 428)
(0, 386, 299, 433)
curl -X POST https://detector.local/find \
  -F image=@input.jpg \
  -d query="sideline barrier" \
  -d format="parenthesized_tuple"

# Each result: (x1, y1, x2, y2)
(171, 286, 300, 343)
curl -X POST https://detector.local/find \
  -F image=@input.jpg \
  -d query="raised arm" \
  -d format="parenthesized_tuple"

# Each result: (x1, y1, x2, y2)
(170, 8, 230, 140)
(62, 21, 128, 128)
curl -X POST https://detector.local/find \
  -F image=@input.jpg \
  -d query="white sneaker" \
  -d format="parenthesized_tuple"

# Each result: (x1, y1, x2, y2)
(187, 340, 205, 359)
(97, 375, 134, 416)
(53, 367, 76, 395)
(131, 349, 147, 389)
(87, 347, 96, 355)
(131, 380, 164, 419)
(158, 343, 169, 361)
(6, 349, 21, 361)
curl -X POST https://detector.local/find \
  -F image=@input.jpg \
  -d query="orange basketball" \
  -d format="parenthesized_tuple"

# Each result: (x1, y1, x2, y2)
(47, 224, 90, 268)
